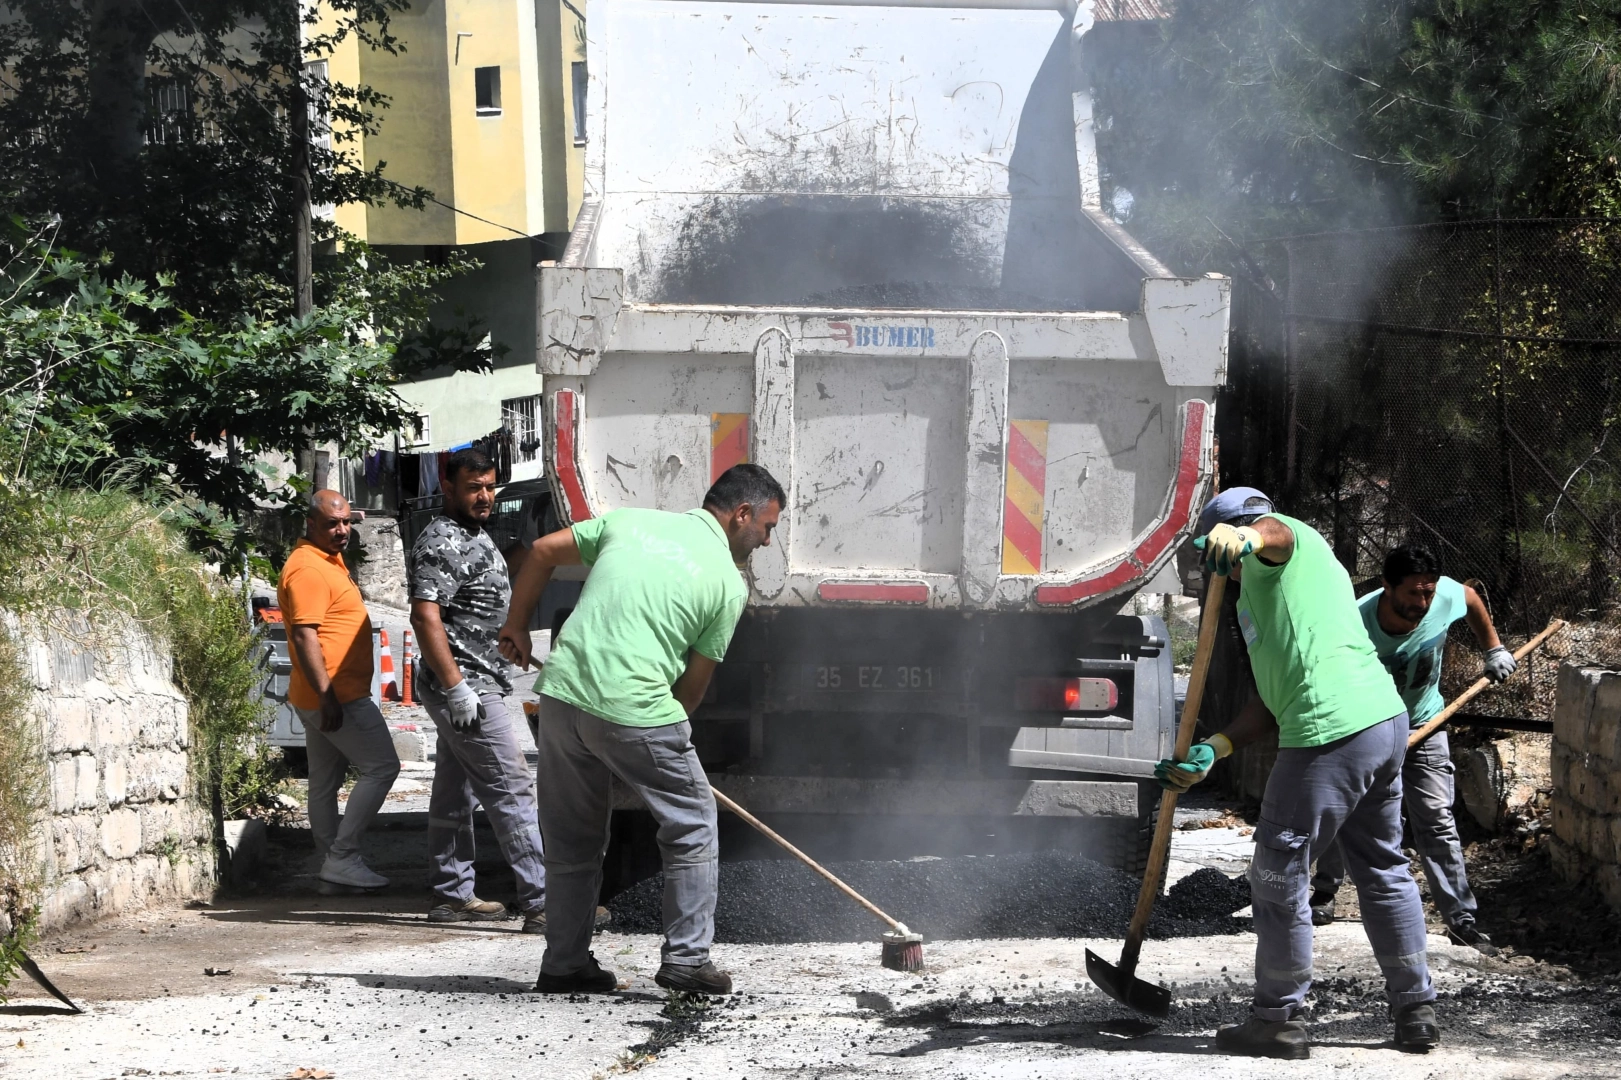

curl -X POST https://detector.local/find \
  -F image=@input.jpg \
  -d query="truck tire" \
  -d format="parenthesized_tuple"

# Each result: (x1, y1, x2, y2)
(1091, 780, 1160, 878)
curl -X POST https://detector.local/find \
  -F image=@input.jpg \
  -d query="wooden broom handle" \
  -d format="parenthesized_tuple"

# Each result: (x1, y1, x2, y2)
(712, 786, 906, 933)
(1121, 572, 1228, 963)
(1407, 618, 1565, 748)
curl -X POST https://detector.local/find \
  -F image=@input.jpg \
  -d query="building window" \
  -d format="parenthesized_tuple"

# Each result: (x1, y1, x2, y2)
(571, 62, 587, 145)
(475, 66, 502, 115)
(502, 395, 541, 463)
(410, 413, 431, 447)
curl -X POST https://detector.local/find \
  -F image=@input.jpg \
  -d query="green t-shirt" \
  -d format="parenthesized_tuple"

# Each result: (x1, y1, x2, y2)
(1233, 514, 1407, 748)
(1358, 575, 1468, 725)
(537, 507, 748, 727)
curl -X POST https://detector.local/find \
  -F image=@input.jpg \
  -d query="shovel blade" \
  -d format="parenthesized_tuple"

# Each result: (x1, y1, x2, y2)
(1085, 948, 1171, 1021)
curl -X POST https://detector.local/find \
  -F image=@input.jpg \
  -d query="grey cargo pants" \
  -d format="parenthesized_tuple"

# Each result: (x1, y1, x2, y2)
(421, 686, 547, 913)
(1311, 728, 1478, 928)
(297, 697, 401, 863)
(535, 695, 718, 977)
(1251, 713, 1435, 1021)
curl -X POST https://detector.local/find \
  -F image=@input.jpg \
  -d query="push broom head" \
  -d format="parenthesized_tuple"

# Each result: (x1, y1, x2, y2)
(881, 927, 924, 971)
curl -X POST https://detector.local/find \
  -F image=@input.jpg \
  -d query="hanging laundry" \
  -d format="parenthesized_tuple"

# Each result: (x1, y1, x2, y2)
(419, 452, 440, 497)
(364, 451, 382, 488)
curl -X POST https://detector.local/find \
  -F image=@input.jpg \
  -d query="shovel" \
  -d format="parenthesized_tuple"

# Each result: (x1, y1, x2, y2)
(1086, 571, 1227, 1020)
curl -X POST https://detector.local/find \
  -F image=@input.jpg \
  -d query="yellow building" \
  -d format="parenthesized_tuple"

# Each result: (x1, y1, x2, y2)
(308, 0, 588, 498)
(312, 0, 587, 244)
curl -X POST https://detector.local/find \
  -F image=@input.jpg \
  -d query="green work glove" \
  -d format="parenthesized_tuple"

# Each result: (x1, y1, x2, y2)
(1154, 734, 1234, 793)
(1193, 523, 1262, 576)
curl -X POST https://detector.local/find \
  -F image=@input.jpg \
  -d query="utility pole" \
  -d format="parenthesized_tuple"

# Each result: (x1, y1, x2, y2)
(291, 54, 313, 320)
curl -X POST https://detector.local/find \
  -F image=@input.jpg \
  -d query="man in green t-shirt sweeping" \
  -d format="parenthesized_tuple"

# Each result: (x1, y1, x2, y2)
(1156, 487, 1439, 1059)
(497, 464, 784, 997)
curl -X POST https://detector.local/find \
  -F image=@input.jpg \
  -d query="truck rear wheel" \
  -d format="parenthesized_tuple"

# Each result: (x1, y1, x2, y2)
(1088, 780, 1160, 878)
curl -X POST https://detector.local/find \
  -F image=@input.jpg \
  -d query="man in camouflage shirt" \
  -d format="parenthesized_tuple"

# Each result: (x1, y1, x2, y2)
(409, 447, 547, 926)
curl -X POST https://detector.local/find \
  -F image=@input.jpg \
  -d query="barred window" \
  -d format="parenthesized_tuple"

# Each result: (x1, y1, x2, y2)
(501, 395, 540, 463)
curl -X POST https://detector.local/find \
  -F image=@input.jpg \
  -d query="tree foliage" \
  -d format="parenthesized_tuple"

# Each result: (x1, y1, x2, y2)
(0, 2, 497, 528)
(1092, 1, 1621, 271)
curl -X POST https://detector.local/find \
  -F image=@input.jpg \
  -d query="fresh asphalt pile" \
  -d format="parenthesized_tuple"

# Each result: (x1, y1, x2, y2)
(606, 853, 1251, 944)
(889, 973, 1621, 1053)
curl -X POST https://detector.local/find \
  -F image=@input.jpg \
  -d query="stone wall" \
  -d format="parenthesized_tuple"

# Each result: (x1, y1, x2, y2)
(25, 614, 214, 930)
(351, 516, 408, 610)
(1550, 663, 1621, 911)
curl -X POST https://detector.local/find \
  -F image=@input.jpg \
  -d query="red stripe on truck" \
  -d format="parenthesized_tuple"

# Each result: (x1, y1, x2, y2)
(551, 389, 595, 523)
(817, 581, 931, 604)
(1034, 399, 1209, 607)
(1130, 399, 1207, 567)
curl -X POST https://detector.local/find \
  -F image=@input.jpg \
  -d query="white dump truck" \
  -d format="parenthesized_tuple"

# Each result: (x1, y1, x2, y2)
(537, 0, 1228, 869)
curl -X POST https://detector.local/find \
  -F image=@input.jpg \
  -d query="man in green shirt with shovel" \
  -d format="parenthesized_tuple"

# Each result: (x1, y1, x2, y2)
(1156, 487, 1438, 1059)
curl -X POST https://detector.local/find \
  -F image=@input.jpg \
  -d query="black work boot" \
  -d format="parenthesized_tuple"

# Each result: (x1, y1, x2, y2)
(1393, 1002, 1441, 1051)
(1309, 889, 1337, 926)
(534, 952, 619, 994)
(655, 961, 733, 995)
(1446, 920, 1498, 956)
(1215, 1013, 1310, 1060)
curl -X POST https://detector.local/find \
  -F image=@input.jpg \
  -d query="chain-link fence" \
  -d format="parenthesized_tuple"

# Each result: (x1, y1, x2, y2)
(1224, 219, 1621, 719)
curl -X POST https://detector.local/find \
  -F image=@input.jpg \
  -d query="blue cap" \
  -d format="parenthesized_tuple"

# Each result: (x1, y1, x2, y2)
(1197, 487, 1274, 538)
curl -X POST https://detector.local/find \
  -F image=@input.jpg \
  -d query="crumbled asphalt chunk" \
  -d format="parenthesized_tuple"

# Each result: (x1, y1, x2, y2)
(855, 991, 894, 1013)
(1166, 866, 1251, 916)
(887, 976, 1621, 1051)
(607, 853, 1247, 943)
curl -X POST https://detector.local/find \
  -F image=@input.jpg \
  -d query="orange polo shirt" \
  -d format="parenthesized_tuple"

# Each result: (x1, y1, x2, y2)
(277, 540, 373, 708)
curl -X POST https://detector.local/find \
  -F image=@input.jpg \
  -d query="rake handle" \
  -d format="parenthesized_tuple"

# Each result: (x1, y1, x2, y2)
(1120, 572, 1228, 971)
(1406, 618, 1565, 748)
(712, 786, 905, 934)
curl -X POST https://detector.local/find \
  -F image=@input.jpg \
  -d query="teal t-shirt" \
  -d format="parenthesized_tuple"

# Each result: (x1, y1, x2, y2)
(1358, 575, 1467, 725)
(1233, 515, 1408, 748)
(538, 507, 748, 727)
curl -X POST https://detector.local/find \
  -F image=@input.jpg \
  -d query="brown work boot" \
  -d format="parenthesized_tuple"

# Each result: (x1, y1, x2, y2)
(521, 906, 611, 934)
(655, 961, 733, 995)
(1215, 1013, 1310, 1060)
(427, 897, 510, 923)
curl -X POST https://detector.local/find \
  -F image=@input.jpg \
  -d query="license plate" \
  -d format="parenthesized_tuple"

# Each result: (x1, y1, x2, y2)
(804, 664, 943, 692)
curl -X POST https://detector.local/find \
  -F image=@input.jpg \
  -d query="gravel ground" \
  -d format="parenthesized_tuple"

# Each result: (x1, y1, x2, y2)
(607, 854, 1252, 944)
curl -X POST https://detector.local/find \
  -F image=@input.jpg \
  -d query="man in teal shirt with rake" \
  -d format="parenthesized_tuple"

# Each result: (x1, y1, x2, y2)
(1311, 542, 1514, 952)
(1156, 488, 1439, 1059)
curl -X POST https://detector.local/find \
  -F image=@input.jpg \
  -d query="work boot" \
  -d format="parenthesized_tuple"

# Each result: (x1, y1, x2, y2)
(1309, 888, 1336, 926)
(318, 853, 388, 891)
(655, 961, 733, 995)
(1215, 1013, 1310, 1060)
(427, 897, 510, 923)
(533, 953, 619, 994)
(1393, 1002, 1441, 1051)
(521, 906, 612, 934)
(1446, 921, 1498, 956)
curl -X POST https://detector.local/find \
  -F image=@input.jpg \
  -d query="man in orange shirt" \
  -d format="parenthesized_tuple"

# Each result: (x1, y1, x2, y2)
(278, 489, 401, 892)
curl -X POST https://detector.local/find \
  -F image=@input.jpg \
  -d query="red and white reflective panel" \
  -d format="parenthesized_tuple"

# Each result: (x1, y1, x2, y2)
(816, 581, 931, 605)
(1014, 676, 1119, 712)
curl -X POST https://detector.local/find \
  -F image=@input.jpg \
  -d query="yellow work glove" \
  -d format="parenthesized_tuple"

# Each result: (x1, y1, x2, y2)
(1194, 523, 1262, 576)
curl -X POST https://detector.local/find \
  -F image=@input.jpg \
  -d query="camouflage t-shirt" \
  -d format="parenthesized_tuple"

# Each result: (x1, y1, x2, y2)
(409, 515, 513, 696)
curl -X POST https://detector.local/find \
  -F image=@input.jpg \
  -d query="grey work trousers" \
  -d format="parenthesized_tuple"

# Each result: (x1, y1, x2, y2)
(1251, 714, 1436, 1021)
(535, 695, 718, 976)
(421, 686, 547, 914)
(298, 698, 401, 863)
(1311, 728, 1478, 928)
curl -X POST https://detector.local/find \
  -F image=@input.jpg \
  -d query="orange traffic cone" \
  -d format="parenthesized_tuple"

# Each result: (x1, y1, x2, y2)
(378, 629, 399, 700)
(401, 628, 416, 706)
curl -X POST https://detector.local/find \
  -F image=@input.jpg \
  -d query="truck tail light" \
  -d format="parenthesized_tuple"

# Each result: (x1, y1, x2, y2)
(1014, 676, 1118, 712)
